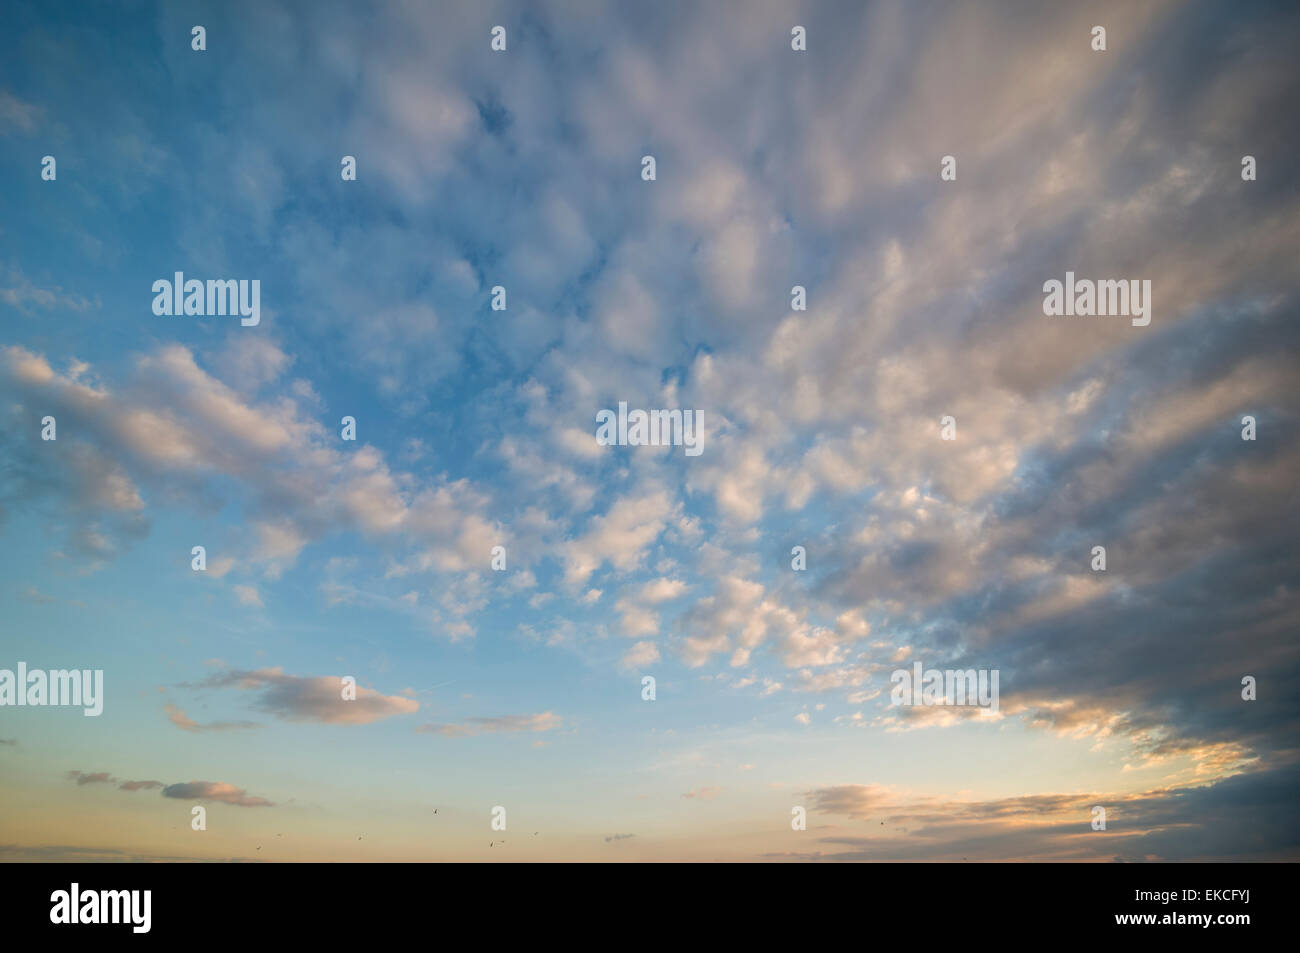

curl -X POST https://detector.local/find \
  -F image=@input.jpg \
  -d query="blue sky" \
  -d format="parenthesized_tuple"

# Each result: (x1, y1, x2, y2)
(2, 0, 1298, 861)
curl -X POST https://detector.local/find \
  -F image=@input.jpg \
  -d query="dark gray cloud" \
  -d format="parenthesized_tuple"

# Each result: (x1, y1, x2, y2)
(799, 762, 1300, 861)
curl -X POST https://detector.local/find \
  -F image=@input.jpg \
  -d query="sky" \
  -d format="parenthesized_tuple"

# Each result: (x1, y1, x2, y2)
(1, 0, 1298, 862)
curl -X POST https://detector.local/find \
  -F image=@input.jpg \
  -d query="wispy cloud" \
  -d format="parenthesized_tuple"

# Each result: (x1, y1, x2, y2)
(681, 786, 723, 801)
(118, 780, 164, 792)
(416, 712, 562, 738)
(163, 703, 257, 734)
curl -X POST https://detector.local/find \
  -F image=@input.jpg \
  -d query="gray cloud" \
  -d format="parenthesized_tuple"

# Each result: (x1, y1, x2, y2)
(160, 781, 273, 808)
(65, 771, 114, 786)
(187, 668, 418, 725)
(67, 769, 270, 806)
(118, 780, 164, 792)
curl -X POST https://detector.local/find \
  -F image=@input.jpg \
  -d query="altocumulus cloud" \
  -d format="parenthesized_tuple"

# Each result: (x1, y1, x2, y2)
(3, 0, 1299, 861)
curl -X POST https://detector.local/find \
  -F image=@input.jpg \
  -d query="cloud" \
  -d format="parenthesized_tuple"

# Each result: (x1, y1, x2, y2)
(212, 336, 293, 392)
(163, 703, 257, 733)
(65, 771, 113, 786)
(0, 342, 503, 590)
(416, 711, 562, 738)
(799, 762, 1300, 861)
(0, 263, 93, 314)
(18, 585, 55, 605)
(681, 786, 723, 800)
(563, 489, 676, 587)
(66, 769, 265, 805)
(0, 91, 41, 131)
(190, 668, 418, 725)
(3, 0, 1299, 862)
(620, 640, 660, 670)
(118, 780, 163, 792)
(611, 576, 691, 642)
(807, 785, 894, 820)
(161, 781, 273, 808)
(232, 584, 263, 608)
